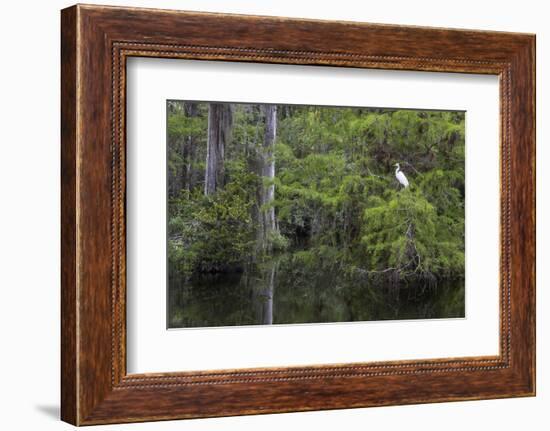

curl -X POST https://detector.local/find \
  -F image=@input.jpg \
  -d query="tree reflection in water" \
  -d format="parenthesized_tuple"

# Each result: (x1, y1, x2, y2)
(168, 254, 464, 329)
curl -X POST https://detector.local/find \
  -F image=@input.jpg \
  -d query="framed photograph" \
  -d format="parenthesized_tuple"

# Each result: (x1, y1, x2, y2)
(61, 4, 535, 425)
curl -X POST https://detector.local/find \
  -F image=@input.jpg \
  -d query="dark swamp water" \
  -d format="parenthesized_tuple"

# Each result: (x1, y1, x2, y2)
(168, 256, 465, 329)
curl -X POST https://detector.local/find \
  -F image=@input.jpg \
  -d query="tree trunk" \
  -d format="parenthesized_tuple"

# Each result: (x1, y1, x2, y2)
(204, 103, 232, 195)
(167, 101, 185, 198)
(262, 265, 276, 325)
(183, 102, 198, 191)
(256, 105, 278, 253)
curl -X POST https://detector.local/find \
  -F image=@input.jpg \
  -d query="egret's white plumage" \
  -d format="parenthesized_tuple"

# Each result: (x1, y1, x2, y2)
(394, 163, 409, 188)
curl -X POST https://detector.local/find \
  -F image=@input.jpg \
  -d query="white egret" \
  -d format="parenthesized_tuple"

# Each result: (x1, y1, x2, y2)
(394, 163, 409, 188)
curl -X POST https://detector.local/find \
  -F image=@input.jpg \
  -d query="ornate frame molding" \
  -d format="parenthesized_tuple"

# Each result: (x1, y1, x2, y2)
(61, 5, 535, 425)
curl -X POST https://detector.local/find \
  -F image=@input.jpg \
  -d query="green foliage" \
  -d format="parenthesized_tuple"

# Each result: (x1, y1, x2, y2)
(268, 230, 290, 251)
(361, 186, 464, 280)
(167, 102, 465, 283)
(168, 167, 258, 277)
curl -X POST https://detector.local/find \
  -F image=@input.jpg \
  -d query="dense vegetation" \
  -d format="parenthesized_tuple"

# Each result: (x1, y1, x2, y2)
(167, 101, 465, 291)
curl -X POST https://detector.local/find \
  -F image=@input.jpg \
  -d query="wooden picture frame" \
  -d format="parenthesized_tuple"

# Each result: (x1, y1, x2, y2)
(61, 4, 535, 425)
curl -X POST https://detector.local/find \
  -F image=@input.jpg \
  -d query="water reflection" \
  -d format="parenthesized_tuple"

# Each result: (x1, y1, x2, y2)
(168, 256, 465, 329)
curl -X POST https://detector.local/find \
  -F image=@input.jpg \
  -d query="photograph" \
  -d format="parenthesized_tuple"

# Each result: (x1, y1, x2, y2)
(53, 3, 536, 425)
(166, 101, 466, 328)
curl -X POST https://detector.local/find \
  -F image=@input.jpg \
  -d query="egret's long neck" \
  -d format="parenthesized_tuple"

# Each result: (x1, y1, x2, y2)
(395, 165, 400, 174)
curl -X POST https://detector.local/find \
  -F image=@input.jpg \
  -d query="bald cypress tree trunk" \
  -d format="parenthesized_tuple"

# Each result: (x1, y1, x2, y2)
(183, 102, 198, 191)
(262, 265, 276, 324)
(256, 105, 278, 253)
(204, 103, 232, 196)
